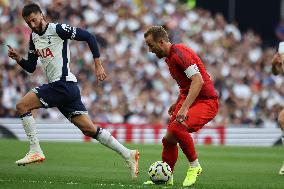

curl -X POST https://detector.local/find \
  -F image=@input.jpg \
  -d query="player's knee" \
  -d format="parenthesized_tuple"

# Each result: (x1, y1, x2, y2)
(278, 110, 284, 129)
(168, 121, 188, 134)
(163, 129, 178, 144)
(162, 137, 177, 146)
(16, 101, 29, 115)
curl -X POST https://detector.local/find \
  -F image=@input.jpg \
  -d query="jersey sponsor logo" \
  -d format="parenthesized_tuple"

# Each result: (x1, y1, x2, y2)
(36, 48, 54, 58)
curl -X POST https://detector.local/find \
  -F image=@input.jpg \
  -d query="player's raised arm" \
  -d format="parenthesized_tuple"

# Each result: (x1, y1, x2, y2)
(7, 35, 38, 73)
(55, 24, 106, 81)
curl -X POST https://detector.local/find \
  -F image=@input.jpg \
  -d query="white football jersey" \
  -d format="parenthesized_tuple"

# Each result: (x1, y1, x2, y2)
(30, 23, 77, 83)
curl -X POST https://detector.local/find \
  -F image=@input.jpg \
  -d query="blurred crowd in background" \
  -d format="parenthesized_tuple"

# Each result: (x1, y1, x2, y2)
(1, 0, 284, 128)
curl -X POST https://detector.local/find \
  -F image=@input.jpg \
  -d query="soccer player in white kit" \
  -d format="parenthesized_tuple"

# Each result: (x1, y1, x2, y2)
(271, 52, 284, 175)
(7, 3, 139, 180)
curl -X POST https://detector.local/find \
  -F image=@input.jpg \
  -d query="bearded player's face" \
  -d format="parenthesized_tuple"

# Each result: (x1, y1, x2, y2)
(24, 12, 44, 34)
(145, 35, 166, 59)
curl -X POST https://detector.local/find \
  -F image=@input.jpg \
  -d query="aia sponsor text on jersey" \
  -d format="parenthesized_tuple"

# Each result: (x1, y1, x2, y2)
(36, 48, 54, 58)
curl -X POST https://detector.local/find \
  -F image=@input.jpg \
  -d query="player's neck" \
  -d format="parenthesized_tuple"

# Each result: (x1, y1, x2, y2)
(165, 43, 172, 57)
(41, 21, 48, 32)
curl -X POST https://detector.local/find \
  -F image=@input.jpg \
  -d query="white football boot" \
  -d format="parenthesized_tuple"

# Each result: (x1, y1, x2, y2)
(125, 150, 139, 180)
(16, 151, 45, 166)
(279, 162, 284, 175)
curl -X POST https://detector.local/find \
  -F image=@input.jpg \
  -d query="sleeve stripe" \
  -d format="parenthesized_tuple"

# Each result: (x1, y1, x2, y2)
(184, 64, 200, 78)
(71, 27, 76, 40)
(174, 47, 191, 68)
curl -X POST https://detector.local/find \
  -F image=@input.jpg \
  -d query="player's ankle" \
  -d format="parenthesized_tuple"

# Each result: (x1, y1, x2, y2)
(189, 159, 200, 168)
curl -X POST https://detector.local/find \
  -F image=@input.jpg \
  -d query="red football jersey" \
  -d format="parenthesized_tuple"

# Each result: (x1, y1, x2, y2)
(165, 44, 218, 100)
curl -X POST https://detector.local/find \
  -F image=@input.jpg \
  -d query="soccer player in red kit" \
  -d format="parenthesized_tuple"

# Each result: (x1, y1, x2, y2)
(143, 26, 219, 186)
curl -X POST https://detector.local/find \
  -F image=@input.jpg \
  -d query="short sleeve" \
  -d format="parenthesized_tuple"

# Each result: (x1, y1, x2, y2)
(173, 49, 200, 78)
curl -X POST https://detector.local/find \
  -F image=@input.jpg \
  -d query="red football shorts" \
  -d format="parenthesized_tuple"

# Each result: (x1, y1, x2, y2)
(170, 98, 219, 133)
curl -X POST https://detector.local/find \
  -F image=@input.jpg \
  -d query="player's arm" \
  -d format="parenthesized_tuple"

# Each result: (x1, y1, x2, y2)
(271, 52, 283, 75)
(7, 37, 38, 73)
(56, 24, 106, 81)
(174, 55, 204, 122)
(182, 65, 204, 110)
(56, 24, 100, 58)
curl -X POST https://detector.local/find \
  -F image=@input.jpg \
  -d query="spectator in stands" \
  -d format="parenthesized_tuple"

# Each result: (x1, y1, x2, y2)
(0, 0, 282, 129)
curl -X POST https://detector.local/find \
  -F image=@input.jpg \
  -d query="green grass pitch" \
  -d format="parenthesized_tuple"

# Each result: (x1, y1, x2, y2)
(0, 139, 283, 189)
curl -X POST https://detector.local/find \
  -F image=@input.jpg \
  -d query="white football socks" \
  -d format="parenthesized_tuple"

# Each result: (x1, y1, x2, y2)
(190, 159, 200, 168)
(21, 113, 42, 153)
(96, 128, 131, 159)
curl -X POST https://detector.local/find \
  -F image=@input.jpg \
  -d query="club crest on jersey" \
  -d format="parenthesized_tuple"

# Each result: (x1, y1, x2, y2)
(36, 48, 54, 58)
(47, 36, 51, 44)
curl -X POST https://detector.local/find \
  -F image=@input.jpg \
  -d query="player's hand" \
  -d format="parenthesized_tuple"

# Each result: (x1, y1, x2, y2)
(168, 103, 176, 116)
(7, 45, 22, 62)
(94, 61, 107, 82)
(176, 106, 188, 123)
(271, 53, 283, 75)
(272, 53, 282, 65)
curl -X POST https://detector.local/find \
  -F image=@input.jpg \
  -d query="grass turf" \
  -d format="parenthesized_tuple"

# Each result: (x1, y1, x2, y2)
(0, 139, 283, 189)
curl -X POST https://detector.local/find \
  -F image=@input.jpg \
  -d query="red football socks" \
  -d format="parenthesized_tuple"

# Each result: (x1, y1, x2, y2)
(162, 137, 178, 171)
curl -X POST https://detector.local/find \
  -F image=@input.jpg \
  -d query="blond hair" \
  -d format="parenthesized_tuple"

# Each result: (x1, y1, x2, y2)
(144, 26, 169, 42)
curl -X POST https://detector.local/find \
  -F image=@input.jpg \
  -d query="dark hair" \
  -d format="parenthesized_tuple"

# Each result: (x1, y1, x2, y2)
(144, 26, 169, 42)
(22, 3, 42, 18)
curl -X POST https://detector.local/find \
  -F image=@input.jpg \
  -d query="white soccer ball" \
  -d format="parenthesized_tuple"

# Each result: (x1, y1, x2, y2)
(148, 161, 172, 184)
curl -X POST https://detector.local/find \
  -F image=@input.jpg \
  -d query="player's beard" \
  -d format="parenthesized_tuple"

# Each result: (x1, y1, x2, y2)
(32, 19, 44, 34)
(155, 49, 165, 59)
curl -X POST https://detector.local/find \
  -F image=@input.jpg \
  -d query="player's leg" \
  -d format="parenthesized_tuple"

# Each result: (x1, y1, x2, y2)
(71, 114, 132, 159)
(174, 99, 218, 186)
(161, 131, 177, 185)
(57, 87, 134, 161)
(16, 82, 70, 166)
(70, 114, 139, 179)
(278, 109, 284, 146)
(168, 121, 199, 166)
(15, 90, 45, 165)
(277, 109, 284, 175)
(162, 131, 178, 172)
(56, 80, 139, 176)
(143, 129, 176, 185)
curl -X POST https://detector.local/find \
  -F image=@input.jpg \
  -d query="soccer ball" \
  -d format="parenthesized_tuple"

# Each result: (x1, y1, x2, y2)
(148, 161, 172, 184)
